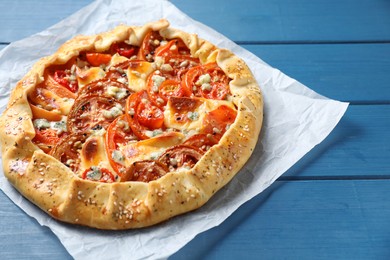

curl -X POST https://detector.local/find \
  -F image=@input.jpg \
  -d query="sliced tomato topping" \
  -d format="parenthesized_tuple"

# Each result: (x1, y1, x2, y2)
(138, 31, 163, 61)
(155, 38, 191, 57)
(82, 167, 115, 183)
(158, 145, 204, 170)
(106, 115, 137, 175)
(50, 133, 89, 172)
(86, 53, 112, 67)
(125, 91, 165, 140)
(182, 62, 230, 100)
(67, 95, 122, 133)
(137, 101, 164, 129)
(202, 105, 237, 140)
(121, 160, 168, 182)
(29, 103, 63, 121)
(33, 128, 64, 153)
(146, 71, 191, 107)
(52, 70, 78, 93)
(28, 86, 61, 111)
(183, 133, 218, 153)
(77, 79, 130, 102)
(110, 42, 137, 58)
(167, 96, 203, 124)
(154, 39, 200, 80)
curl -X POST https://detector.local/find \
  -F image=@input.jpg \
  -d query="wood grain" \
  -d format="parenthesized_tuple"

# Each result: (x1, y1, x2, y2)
(1, 0, 390, 43)
(245, 43, 390, 103)
(283, 105, 390, 178)
(171, 180, 390, 259)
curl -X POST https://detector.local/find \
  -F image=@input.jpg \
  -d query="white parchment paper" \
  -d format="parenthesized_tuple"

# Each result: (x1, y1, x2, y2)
(0, 0, 348, 259)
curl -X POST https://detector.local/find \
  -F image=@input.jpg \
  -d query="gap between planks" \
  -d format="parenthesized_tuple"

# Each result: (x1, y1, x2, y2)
(278, 175, 390, 181)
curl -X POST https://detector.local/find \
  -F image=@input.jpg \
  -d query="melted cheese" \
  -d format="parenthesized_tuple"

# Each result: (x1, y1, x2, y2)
(108, 53, 129, 67)
(77, 67, 106, 89)
(79, 134, 113, 175)
(121, 131, 185, 166)
(127, 61, 154, 92)
(164, 97, 236, 135)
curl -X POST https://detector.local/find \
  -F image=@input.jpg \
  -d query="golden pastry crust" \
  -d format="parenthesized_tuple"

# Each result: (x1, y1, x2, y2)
(0, 19, 263, 229)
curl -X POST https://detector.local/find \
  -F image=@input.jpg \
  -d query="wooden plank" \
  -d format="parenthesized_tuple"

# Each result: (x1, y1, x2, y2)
(283, 105, 390, 178)
(0, 191, 72, 259)
(2, 180, 390, 259)
(0, 0, 92, 42)
(244, 43, 390, 103)
(172, 180, 390, 259)
(171, 0, 390, 43)
(1, 0, 390, 43)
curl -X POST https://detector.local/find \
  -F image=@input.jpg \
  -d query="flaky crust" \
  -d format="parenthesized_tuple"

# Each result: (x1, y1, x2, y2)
(0, 19, 263, 229)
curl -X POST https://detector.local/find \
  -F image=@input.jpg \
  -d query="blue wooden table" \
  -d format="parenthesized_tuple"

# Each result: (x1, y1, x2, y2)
(1, 0, 389, 259)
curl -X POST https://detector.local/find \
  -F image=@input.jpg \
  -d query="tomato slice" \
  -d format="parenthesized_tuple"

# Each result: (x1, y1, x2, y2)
(29, 103, 63, 121)
(137, 101, 164, 129)
(77, 79, 130, 102)
(154, 39, 199, 80)
(33, 128, 64, 153)
(155, 38, 191, 57)
(182, 62, 230, 100)
(121, 160, 168, 182)
(167, 96, 203, 124)
(67, 95, 122, 133)
(125, 91, 165, 140)
(183, 133, 218, 153)
(86, 53, 112, 67)
(158, 145, 203, 170)
(106, 115, 137, 175)
(138, 31, 163, 61)
(52, 70, 78, 93)
(28, 86, 61, 111)
(146, 71, 190, 107)
(202, 105, 237, 140)
(110, 42, 137, 58)
(82, 167, 115, 183)
(50, 133, 89, 172)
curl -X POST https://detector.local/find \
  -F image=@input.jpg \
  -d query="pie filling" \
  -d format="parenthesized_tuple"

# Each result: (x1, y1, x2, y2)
(29, 32, 237, 183)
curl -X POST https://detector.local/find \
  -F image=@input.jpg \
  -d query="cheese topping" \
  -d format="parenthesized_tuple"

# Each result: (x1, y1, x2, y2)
(122, 132, 184, 166)
(127, 61, 154, 92)
(77, 67, 106, 89)
(33, 118, 68, 135)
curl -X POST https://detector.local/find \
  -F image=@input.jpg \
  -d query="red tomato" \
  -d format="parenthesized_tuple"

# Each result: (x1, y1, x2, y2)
(28, 87, 61, 111)
(146, 71, 190, 107)
(33, 128, 64, 153)
(125, 91, 165, 140)
(155, 39, 200, 80)
(158, 145, 204, 170)
(182, 63, 230, 100)
(78, 79, 130, 103)
(137, 101, 164, 129)
(30, 103, 63, 122)
(138, 31, 163, 61)
(50, 133, 89, 172)
(155, 38, 191, 57)
(166, 96, 202, 124)
(67, 96, 122, 133)
(82, 167, 115, 183)
(202, 105, 237, 140)
(53, 70, 78, 93)
(106, 115, 137, 175)
(110, 42, 137, 58)
(86, 53, 112, 66)
(183, 133, 218, 152)
(121, 160, 168, 182)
